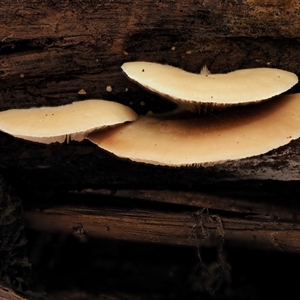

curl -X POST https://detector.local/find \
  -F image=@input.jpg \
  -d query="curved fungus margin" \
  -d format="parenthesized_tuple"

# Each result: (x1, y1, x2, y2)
(122, 61, 298, 113)
(0, 99, 138, 144)
(87, 93, 300, 167)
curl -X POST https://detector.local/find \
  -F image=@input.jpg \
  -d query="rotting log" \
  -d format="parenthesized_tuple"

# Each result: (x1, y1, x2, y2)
(2, 2, 300, 298)
(1, 1, 300, 111)
(0, 1, 300, 185)
(24, 186, 300, 253)
(23, 204, 300, 253)
(1, 0, 300, 255)
(1, 1, 300, 185)
(75, 188, 300, 221)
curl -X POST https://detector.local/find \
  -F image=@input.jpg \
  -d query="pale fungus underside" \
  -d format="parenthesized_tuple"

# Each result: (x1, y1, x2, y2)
(87, 93, 300, 167)
(0, 100, 138, 144)
(121, 61, 298, 113)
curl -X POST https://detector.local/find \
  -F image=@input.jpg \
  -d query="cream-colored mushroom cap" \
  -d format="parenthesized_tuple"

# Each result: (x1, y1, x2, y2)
(122, 61, 298, 112)
(0, 99, 138, 144)
(87, 93, 300, 166)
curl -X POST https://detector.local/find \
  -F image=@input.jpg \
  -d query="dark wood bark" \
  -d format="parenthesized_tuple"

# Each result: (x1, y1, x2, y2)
(23, 186, 300, 252)
(1, 0, 300, 254)
(23, 204, 300, 252)
(0, 0, 300, 111)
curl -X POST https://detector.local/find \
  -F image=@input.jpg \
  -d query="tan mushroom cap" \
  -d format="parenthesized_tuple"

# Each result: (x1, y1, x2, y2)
(87, 93, 300, 166)
(122, 61, 298, 112)
(0, 99, 138, 144)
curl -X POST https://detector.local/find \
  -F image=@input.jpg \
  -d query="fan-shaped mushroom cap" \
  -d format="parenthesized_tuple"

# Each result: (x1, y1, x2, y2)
(87, 93, 300, 167)
(122, 61, 298, 112)
(0, 99, 137, 144)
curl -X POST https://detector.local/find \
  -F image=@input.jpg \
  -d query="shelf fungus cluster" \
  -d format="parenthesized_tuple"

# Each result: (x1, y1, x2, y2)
(0, 61, 299, 167)
(88, 62, 300, 167)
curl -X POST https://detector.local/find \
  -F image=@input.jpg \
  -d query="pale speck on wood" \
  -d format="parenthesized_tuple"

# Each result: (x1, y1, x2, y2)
(78, 89, 86, 95)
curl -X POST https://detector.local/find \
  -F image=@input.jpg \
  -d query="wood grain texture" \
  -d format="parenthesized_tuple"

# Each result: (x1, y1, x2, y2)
(0, 1, 300, 111)
(23, 184, 300, 253)
(24, 204, 300, 252)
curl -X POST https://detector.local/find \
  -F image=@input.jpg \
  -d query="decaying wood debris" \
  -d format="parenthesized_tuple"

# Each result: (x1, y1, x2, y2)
(0, 284, 27, 300)
(2, 0, 300, 298)
(23, 187, 300, 253)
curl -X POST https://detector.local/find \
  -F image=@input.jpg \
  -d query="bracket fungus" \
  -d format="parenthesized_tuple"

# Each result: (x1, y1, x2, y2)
(121, 61, 298, 113)
(87, 93, 300, 167)
(0, 99, 137, 144)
